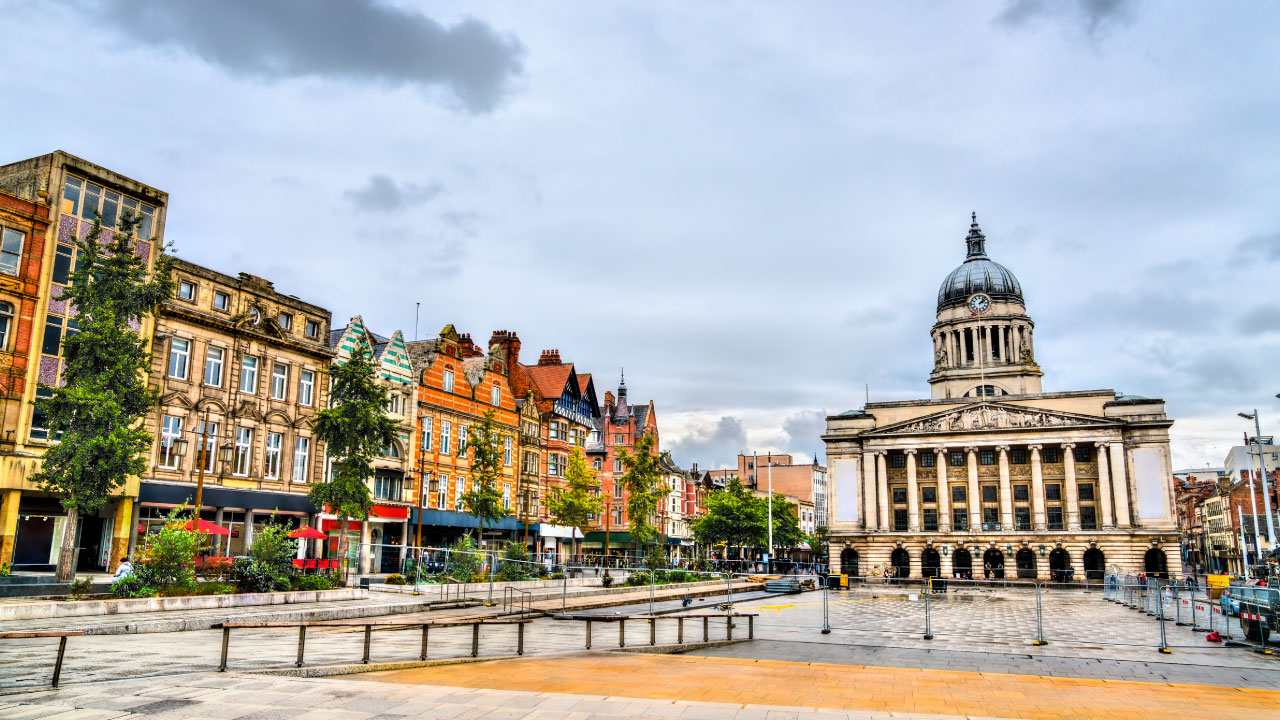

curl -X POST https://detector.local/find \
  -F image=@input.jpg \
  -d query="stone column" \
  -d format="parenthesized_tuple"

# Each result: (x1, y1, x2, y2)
(1095, 442, 1114, 529)
(935, 446, 950, 531)
(1109, 443, 1131, 527)
(965, 447, 980, 530)
(905, 449, 920, 532)
(359, 519, 372, 574)
(0, 490, 21, 568)
(959, 330, 968, 367)
(1063, 443, 1080, 531)
(109, 499, 132, 572)
(1029, 445, 1045, 530)
(243, 509, 256, 552)
(861, 453, 877, 530)
(876, 452, 890, 531)
(997, 446, 1012, 530)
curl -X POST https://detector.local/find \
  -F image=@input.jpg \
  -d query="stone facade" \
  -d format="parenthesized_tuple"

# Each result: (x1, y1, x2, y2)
(824, 217, 1180, 581)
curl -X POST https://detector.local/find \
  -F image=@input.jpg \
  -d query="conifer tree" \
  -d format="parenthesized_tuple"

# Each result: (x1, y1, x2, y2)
(31, 212, 173, 582)
(545, 446, 603, 564)
(308, 334, 396, 577)
(460, 409, 509, 547)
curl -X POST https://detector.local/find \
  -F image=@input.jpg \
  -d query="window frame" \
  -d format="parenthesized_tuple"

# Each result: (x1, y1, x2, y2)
(233, 427, 253, 476)
(213, 291, 230, 312)
(292, 436, 310, 483)
(270, 362, 289, 401)
(0, 228, 24, 276)
(203, 346, 224, 387)
(240, 356, 258, 395)
(178, 280, 196, 301)
(0, 301, 13, 351)
(168, 338, 190, 380)
(298, 369, 314, 406)
(264, 431, 283, 479)
(159, 415, 183, 469)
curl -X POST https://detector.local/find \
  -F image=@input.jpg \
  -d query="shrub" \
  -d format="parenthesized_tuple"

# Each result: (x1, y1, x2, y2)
(232, 518, 298, 593)
(0, 562, 10, 576)
(385, 573, 407, 585)
(194, 582, 236, 595)
(444, 535, 482, 581)
(600, 573, 614, 588)
(625, 570, 651, 587)
(498, 543, 535, 582)
(667, 570, 689, 584)
(134, 506, 203, 593)
(292, 574, 333, 591)
(110, 574, 155, 598)
(550, 572, 565, 580)
(68, 577, 94, 600)
(643, 546, 667, 572)
(232, 557, 289, 593)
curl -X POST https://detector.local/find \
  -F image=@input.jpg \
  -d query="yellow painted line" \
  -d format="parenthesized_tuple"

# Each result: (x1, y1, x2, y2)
(753, 596, 910, 612)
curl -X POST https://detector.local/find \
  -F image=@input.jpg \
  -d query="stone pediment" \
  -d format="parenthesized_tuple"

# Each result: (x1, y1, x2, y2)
(866, 402, 1114, 436)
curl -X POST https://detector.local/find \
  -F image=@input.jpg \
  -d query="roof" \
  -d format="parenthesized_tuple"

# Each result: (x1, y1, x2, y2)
(523, 363, 573, 402)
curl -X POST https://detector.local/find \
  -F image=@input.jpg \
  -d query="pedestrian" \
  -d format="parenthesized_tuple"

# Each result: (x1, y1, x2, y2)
(984, 562, 991, 580)
(112, 557, 134, 580)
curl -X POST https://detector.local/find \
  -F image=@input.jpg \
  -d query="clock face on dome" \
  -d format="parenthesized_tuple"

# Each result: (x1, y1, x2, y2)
(969, 294, 990, 313)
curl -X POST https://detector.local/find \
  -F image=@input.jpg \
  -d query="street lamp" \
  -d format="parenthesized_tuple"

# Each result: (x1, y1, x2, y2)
(1238, 411, 1276, 553)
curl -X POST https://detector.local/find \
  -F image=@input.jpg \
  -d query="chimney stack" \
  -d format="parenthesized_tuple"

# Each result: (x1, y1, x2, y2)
(538, 349, 561, 365)
(488, 330, 521, 369)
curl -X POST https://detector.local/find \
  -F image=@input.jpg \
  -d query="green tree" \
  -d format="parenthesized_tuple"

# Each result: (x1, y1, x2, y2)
(308, 334, 396, 578)
(460, 409, 509, 548)
(618, 432, 666, 550)
(812, 525, 831, 563)
(30, 212, 173, 582)
(545, 446, 603, 564)
(692, 479, 768, 551)
(133, 505, 203, 594)
(768, 495, 808, 551)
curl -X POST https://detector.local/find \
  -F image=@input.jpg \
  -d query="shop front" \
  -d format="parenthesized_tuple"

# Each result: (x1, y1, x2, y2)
(136, 481, 317, 560)
(6, 492, 134, 573)
(408, 507, 536, 552)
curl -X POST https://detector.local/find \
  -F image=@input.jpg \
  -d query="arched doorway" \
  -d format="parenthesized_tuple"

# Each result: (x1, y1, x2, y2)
(983, 548, 1005, 580)
(952, 548, 973, 578)
(890, 547, 911, 578)
(1015, 548, 1037, 579)
(1049, 547, 1070, 582)
(1144, 547, 1168, 579)
(1083, 548, 1105, 581)
(840, 548, 860, 577)
(921, 548, 941, 578)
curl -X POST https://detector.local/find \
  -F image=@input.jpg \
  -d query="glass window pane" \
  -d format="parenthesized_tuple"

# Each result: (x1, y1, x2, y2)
(52, 245, 73, 285)
(101, 190, 119, 228)
(42, 316, 63, 355)
(62, 178, 81, 216)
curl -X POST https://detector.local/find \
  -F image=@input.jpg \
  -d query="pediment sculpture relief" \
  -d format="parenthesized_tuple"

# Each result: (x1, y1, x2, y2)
(896, 405, 1095, 434)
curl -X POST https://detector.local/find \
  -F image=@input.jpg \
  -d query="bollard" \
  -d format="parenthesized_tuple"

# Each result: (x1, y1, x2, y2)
(363, 625, 372, 664)
(749, 615, 754, 639)
(562, 571, 569, 614)
(619, 619, 626, 648)
(472, 623, 480, 658)
(420, 624, 430, 661)
(1033, 584, 1047, 646)
(678, 617, 684, 644)
(488, 552, 496, 607)
(649, 570, 655, 616)
(219, 627, 231, 672)
(703, 616, 709, 642)
(517, 622, 525, 656)
(52, 636, 67, 688)
(586, 619, 592, 649)
(1157, 590, 1171, 654)
(923, 584, 933, 640)
(649, 618, 656, 646)
(296, 626, 307, 667)
(822, 575, 831, 634)
(727, 615, 733, 641)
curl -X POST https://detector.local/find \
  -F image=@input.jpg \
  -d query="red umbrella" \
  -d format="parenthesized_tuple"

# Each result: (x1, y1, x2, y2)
(184, 518, 231, 535)
(288, 526, 327, 540)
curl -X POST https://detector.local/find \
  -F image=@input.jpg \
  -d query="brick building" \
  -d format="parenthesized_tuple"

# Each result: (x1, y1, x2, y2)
(583, 375, 659, 560)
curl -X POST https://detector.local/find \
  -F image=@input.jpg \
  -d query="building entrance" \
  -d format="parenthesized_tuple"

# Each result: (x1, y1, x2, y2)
(982, 547, 1005, 579)
(1083, 547, 1105, 581)
(1015, 548, 1036, 579)
(840, 548, 859, 577)
(951, 548, 972, 578)
(890, 547, 910, 578)
(1144, 547, 1168, 579)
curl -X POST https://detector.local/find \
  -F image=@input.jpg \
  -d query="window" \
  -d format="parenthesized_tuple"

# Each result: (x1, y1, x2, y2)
(292, 436, 310, 483)
(922, 508, 938, 531)
(614, 433, 625, 444)
(1043, 448, 1060, 463)
(383, 442, 400, 458)
(264, 432, 282, 479)
(240, 356, 258, 394)
(458, 424, 467, 453)
(920, 452, 936, 468)
(550, 422, 560, 440)
(614, 482, 623, 498)
(502, 484, 511, 511)
(549, 454, 561, 477)
(213, 291, 230, 311)
(1015, 506, 1031, 530)
(503, 436, 512, 466)
(271, 363, 288, 400)
(1045, 483, 1062, 502)
(455, 476, 465, 506)
(1013, 484, 1029, 502)
(178, 281, 195, 301)
(951, 485, 966, 503)
(981, 485, 998, 503)
(592, 457, 602, 470)
(1078, 483, 1095, 501)
(893, 509, 908, 531)
(168, 338, 190, 379)
(374, 475, 401, 501)
(949, 451, 965, 467)
(922, 486, 937, 503)
(1047, 506, 1064, 530)
(1080, 506, 1097, 530)
(952, 509, 969, 530)
(233, 428, 252, 476)
(305, 319, 319, 338)
(298, 370, 314, 406)
(0, 302, 12, 350)
(196, 420, 219, 472)
(0, 228, 24, 276)
(203, 346, 224, 386)
(892, 487, 907, 504)
(613, 459, 622, 472)
(436, 475, 447, 508)
(1073, 445, 1093, 463)
(979, 449, 995, 465)
(890, 452, 906, 469)
(101, 189, 120, 227)
(79, 181, 101, 222)
(982, 507, 999, 527)
(159, 415, 183, 469)
(442, 370, 454, 393)
(1011, 448, 1027, 464)
(491, 385, 501, 406)
(421, 417, 433, 452)
(278, 312, 292, 330)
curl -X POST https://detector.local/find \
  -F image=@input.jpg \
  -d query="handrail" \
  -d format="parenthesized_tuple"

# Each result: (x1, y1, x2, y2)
(564, 612, 758, 648)
(0, 631, 82, 687)
(503, 586, 532, 615)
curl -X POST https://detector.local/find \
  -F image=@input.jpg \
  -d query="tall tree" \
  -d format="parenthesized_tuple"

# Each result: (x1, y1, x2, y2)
(545, 446, 603, 564)
(767, 495, 808, 551)
(691, 479, 768, 551)
(460, 409, 509, 548)
(31, 212, 173, 582)
(308, 334, 396, 578)
(618, 432, 666, 551)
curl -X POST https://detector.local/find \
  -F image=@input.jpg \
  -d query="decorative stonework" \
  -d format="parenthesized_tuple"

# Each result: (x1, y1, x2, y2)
(887, 404, 1102, 435)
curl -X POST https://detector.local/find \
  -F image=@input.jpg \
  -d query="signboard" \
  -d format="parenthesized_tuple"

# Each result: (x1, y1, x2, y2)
(833, 459, 860, 523)
(1132, 448, 1170, 520)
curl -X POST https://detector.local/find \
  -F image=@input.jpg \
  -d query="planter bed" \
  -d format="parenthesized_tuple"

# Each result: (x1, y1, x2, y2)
(0, 587, 368, 622)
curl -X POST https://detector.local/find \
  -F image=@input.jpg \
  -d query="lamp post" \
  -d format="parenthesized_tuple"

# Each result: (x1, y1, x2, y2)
(176, 407, 233, 518)
(1238, 410, 1276, 549)
(602, 496, 612, 575)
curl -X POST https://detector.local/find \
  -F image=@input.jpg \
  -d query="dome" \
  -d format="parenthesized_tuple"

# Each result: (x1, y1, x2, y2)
(936, 214, 1023, 312)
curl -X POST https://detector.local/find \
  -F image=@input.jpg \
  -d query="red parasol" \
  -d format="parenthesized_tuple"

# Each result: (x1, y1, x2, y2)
(288, 526, 328, 540)
(184, 518, 232, 535)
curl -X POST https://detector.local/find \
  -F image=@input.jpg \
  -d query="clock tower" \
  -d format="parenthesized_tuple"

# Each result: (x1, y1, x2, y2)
(928, 214, 1043, 399)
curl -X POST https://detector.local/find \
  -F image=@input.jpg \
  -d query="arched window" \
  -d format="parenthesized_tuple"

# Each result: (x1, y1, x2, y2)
(966, 385, 1004, 398)
(0, 301, 12, 350)
(890, 548, 911, 578)
(383, 441, 401, 459)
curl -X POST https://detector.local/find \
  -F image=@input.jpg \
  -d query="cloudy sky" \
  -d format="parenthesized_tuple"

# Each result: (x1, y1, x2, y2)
(3, 1, 1277, 470)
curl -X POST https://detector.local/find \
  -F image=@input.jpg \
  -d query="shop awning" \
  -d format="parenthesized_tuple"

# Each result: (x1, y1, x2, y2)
(582, 532, 632, 544)
(408, 508, 536, 532)
(140, 481, 318, 514)
(539, 524, 583, 539)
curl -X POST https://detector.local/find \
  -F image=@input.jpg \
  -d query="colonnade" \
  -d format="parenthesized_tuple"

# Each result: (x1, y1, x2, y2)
(934, 321, 1032, 368)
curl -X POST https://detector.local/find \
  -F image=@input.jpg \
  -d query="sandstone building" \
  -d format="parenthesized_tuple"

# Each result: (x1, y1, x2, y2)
(824, 216, 1179, 581)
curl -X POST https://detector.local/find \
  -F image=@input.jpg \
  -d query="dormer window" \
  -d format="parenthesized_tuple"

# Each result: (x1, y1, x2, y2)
(305, 319, 319, 338)
(178, 281, 195, 301)
(278, 312, 292, 330)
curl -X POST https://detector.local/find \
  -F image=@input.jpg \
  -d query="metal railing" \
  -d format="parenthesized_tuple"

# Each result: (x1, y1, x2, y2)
(503, 586, 532, 616)
(567, 612, 759, 649)
(0, 631, 82, 687)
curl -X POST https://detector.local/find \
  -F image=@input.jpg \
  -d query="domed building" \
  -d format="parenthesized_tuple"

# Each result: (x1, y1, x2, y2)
(823, 216, 1179, 582)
